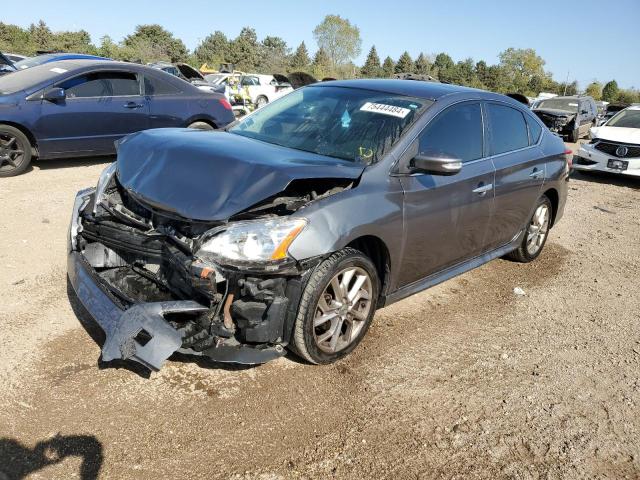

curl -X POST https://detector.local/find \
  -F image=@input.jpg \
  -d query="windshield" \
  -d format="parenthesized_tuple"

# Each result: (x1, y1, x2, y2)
(230, 86, 429, 163)
(0, 62, 67, 94)
(607, 108, 640, 129)
(537, 98, 579, 112)
(13, 54, 58, 70)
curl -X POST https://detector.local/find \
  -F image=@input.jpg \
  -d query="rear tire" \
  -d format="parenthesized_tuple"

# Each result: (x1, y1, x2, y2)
(507, 195, 552, 263)
(187, 121, 214, 131)
(0, 125, 32, 177)
(290, 248, 379, 365)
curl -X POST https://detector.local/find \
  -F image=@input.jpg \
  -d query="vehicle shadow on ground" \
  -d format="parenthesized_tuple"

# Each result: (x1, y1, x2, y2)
(31, 156, 114, 172)
(0, 435, 103, 480)
(571, 170, 640, 190)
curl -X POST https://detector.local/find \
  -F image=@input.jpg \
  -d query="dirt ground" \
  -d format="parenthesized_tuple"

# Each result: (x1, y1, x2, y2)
(1, 143, 639, 479)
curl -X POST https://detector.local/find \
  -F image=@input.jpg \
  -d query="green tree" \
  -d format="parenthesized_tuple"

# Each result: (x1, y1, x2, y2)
(124, 24, 188, 62)
(29, 20, 53, 52)
(228, 27, 260, 71)
(0, 22, 32, 54)
(313, 14, 361, 68)
(360, 45, 381, 78)
(498, 47, 546, 95)
(290, 41, 311, 70)
(52, 30, 95, 54)
(585, 82, 602, 100)
(602, 80, 619, 102)
(312, 47, 332, 78)
(414, 53, 430, 75)
(395, 51, 414, 74)
(97, 35, 120, 59)
(259, 36, 289, 73)
(382, 56, 395, 77)
(194, 31, 229, 67)
(434, 52, 454, 71)
(616, 89, 639, 103)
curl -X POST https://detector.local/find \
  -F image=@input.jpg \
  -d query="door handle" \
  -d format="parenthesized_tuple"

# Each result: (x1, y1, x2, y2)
(124, 102, 143, 109)
(529, 169, 543, 179)
(472, 183, 493, 195)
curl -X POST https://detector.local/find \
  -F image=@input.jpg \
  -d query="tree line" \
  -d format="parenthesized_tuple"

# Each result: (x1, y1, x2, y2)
(1, 16, 638, 103)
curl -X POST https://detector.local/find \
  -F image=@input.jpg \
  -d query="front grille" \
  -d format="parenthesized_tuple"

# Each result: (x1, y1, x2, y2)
(594, 141, 640, 158)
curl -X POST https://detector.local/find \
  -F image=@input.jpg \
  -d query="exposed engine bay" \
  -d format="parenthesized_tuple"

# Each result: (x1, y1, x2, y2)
(69, 169, 353, 371)
(534, 110, 576, 135)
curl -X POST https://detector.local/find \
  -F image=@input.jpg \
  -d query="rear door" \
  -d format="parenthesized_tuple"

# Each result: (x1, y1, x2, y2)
(486, 102, 545, 249)
(37, 70, 148, 157)
(397, 101, 496, 287)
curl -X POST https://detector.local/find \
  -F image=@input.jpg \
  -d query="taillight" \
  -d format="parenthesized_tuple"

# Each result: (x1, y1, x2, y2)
(564, 148, 573, 172)
(219, 98, 232, 110)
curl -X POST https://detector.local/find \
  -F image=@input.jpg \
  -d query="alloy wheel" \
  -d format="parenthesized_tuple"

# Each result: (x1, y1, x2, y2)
(526, 204, 550, 255)
(313, 266, 373, 353)
(0, 133, 26, 174)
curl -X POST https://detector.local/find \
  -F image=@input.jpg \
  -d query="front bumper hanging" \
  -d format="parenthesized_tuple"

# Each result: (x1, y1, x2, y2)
(67, 190, 287, 371)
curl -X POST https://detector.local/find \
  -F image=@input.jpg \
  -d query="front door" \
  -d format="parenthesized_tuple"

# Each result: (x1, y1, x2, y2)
(397, 101, 495, 287)
(36, 70, 148, 157)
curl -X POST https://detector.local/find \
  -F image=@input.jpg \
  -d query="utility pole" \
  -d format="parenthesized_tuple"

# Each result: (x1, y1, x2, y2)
(563, 71, 570, 95)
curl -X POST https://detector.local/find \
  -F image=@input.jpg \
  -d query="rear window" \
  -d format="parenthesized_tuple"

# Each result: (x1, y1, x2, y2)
(144, 75, 180, 95)
(487, 104, 529, 155)
(526, 115, 543, 145)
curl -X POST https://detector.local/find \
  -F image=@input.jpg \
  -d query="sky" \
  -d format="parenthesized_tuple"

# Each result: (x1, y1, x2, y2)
(4, 0, 639, 89)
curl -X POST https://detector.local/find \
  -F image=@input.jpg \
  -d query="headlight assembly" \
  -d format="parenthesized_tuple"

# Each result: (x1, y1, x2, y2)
(93, 162, 117, 214)
(196, 218, 307, 267)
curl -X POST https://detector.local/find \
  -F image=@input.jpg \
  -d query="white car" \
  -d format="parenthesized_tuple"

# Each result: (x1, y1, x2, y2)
(236, 74, 293, 108)
(573, 105, 640, 177)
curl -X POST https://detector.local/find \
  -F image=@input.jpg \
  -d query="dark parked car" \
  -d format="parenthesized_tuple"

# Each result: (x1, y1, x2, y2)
(0, 60, 235, 176)
(533, 95, 598, 142)
(68, 80, 569, 371)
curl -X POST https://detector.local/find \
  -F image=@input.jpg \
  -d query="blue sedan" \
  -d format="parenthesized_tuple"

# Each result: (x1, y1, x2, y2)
(0, 60, 236, 176)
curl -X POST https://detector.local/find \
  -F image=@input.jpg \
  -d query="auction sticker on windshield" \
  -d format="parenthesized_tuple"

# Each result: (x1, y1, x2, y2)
(360, 102, 411, 118)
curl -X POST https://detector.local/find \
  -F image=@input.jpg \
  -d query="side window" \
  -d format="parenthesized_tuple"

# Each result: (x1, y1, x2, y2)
(144, 75, 180, 96)
(418, 102, 483, 163)
(241, 76, 258, 86)
(486, 103, 529, 155)
(525, 114, 542, 145)
(61, 72, 139, 98)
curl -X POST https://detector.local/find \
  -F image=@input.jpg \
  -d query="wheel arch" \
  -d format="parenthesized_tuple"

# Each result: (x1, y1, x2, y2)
(543, 187, 559, 226)
(346, 235, 391, 303)
(0, 121, 38, 156)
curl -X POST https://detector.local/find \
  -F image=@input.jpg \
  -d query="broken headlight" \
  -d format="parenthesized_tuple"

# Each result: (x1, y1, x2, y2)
(93, 162, 117, 214)
(196, 218, 307, 267)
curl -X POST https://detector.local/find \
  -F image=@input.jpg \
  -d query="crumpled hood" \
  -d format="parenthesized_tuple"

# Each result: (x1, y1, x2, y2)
(590, 126, 640, 145)
(116, 128, 365, 221)
(533, 108, 575, 119)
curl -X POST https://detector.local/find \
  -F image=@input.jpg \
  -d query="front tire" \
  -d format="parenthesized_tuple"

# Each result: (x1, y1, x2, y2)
(507, 195, 552, 263)
(255, 96, 268, 108)
(290, 248, 379, 364)
(0, 125, 32, 177)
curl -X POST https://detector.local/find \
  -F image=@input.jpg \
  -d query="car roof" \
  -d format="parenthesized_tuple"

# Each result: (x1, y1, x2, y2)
(313, 79, 483, 101)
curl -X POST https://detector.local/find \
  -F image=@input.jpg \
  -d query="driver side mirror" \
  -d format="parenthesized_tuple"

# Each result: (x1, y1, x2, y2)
(43, 87, 66, 103)
(410, 151, 462, 175)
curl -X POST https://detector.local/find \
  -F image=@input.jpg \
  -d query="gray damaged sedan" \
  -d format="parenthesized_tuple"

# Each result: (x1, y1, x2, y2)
(68, 80, 570, 371)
